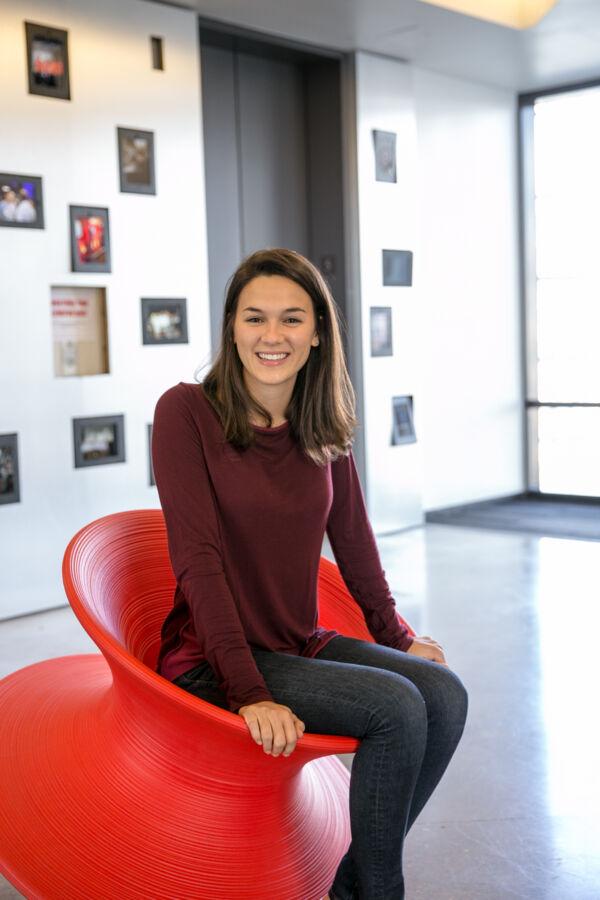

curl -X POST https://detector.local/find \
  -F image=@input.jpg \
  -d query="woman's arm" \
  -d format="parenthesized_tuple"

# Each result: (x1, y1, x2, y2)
(151, 385, 274, 712)
(326, 449, 414, 652)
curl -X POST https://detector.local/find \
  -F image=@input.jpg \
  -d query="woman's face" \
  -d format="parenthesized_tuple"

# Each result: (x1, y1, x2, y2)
(233, 274, 319, 393)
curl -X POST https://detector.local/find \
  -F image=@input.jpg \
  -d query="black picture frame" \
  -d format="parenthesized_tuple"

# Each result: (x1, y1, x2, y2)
(0, 433, 21, 505)
(0, 173, 44, 229)
(391, 396, 416, 446)
(117, 127, 156, 195)
(69, 205, 111, 273)
(147, 423, 155, 486)
(24, 21, 70, 101)
(372, 129, 397, 183)
(73, 414, 125, 468)
(370, 307, 393, 357)
(141, 298, 188, 345)
(382, 249, 413, 287)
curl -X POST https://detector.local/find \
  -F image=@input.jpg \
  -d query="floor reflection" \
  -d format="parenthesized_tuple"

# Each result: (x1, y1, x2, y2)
(2, 525, 600, 898)
(537, 538, 600, 866)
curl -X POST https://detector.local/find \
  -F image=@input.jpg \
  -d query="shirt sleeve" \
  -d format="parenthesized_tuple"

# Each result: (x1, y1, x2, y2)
(325, 449, 414, 652)
(151, 385, 274, 713)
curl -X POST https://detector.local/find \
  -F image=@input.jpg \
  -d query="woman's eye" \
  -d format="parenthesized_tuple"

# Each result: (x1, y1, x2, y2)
(245, 317, 302, 324)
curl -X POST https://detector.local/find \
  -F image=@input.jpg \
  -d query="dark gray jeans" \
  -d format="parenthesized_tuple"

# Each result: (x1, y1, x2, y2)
(173, 635, 469, 900)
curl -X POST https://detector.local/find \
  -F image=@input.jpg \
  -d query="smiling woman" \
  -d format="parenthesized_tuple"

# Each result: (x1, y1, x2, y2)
(198, 246, 358, 463)
(232, 273, 320, 424)
(151, 247, 467, 900)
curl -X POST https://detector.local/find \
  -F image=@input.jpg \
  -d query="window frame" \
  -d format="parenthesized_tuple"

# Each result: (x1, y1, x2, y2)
(518, 76, 600, 498)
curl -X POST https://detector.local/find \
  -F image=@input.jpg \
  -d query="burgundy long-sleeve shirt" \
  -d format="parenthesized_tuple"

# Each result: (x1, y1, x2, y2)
(151, 381, 413, 712)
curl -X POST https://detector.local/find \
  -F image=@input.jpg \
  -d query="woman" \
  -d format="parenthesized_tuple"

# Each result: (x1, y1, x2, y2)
(151, 247, 468, 900)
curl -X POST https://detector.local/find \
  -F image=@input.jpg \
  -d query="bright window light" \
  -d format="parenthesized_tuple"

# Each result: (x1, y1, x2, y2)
(533, 86, 600, 496)
(419, 0, 558, 29)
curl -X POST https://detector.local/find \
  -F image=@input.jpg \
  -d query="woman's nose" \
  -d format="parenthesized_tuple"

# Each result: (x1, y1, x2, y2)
(263, 322, 284, 341)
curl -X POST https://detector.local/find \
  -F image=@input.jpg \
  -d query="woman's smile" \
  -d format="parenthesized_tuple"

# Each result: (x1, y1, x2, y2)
(255, 351, 290, 366)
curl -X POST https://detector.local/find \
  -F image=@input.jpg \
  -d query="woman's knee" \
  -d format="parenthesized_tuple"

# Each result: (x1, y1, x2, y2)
(431, 666, 469, 725)
(369, 670, 428, 740)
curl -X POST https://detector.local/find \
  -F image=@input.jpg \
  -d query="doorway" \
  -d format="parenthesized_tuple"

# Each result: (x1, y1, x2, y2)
(198, 22, 348, 360)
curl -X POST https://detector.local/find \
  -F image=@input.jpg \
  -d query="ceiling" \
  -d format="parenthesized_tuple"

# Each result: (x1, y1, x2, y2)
(152, 0, 600, 94)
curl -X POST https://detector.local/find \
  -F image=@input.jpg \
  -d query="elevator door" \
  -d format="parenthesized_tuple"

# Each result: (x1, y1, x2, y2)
(201, 43, 310, 351)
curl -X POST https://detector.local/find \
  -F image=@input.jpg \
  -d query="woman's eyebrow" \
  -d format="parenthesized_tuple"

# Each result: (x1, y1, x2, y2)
(242, 306, 308, 314)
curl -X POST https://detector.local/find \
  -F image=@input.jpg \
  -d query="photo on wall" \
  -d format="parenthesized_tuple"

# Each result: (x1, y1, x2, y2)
(382, 249, 413, 287)
(372, 130, 397, 183)
(73, 414, 125, 468)
(51, 286, 110, 376)
(370, 307, 393, 357)
(147, 423, 155, 486)
(24, 21, 70, 100)
(0, 173, 44, 229)
(69, 206, 111, 273)
(141, 298, 188, 344)
(117, 127, 156, 194)
(391, 396, 416, 446)
(0, 434, 20, 505)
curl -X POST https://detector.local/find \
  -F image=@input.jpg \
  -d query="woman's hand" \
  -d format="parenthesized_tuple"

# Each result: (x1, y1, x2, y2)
(406, 635, 449, 667)
(237, 700, 306, 757)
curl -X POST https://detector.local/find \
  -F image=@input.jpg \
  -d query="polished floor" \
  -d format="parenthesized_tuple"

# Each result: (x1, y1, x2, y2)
(1, 523, 599, 899)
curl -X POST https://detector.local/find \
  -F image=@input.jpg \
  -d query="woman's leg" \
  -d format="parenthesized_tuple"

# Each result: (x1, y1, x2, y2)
(314, 635, 469, 899)
(172, 642, 457, 900)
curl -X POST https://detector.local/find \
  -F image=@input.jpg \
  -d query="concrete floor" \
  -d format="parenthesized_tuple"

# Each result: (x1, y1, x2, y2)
(1, 522, 599, 899)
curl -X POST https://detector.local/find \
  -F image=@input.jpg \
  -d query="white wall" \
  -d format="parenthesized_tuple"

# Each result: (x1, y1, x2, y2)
(0, 5, 528, 620)
(354, 53, 524, 518)
(0, 0, 209, 617)
(354, 52, 424, 533)
(413, 67, 524, 510)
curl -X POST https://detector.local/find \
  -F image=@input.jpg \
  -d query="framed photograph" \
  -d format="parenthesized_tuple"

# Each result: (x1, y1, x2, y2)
(0, 173, 44, 229)
(24, 21, 70, 100)
(391, 396, 416, 446)
(370, 307, 393, 357)
(372, 130, 397, 183)
(141, 298, 188, 345)
(117, 127, 156, 195)
(382, 249, 413, 287)
(69, 206, 111, 273)
(0, 434, 20, 505)
(73, 414, 125, 468)
(147, 423, 155, 486)
(51, 286, 109, 376)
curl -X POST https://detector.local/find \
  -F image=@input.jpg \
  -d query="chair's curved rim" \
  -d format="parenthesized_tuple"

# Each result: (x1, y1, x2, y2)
(61, 509, 360, 754)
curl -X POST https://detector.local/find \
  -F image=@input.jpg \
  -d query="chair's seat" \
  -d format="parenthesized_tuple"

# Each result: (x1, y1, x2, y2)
(0, 653, 351, 900)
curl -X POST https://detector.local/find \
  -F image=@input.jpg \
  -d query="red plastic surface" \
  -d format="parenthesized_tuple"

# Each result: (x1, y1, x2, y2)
(0, 509, 415, 899)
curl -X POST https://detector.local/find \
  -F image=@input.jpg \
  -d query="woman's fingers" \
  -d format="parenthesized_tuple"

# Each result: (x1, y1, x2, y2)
(408, 637, 450, 668)
(433, 646, 449, 667)
(239, 702, 306, 756)
(241, 710, 263, 745)
(264, 711, 303, 756)
(279, 716, 300, 757)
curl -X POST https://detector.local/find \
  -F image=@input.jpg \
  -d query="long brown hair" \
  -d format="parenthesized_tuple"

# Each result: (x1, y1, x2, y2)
(197, 247, 358, 467)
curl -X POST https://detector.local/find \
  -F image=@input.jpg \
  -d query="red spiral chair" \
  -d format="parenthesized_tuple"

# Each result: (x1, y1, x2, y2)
(0, 509, 415, 900)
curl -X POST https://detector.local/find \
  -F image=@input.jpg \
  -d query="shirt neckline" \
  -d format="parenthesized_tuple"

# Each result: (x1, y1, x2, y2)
(190, 382, 290, 434)
(251, 419, 290, 433)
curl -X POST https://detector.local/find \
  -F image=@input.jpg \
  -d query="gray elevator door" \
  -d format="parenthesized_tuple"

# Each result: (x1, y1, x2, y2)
(201, 44, 310, 350)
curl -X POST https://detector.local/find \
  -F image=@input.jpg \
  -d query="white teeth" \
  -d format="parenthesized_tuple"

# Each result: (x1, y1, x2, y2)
(257, 353, 288, 360)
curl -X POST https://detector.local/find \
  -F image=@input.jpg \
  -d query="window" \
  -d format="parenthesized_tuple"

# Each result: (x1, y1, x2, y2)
(521, 83, 600, 497)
